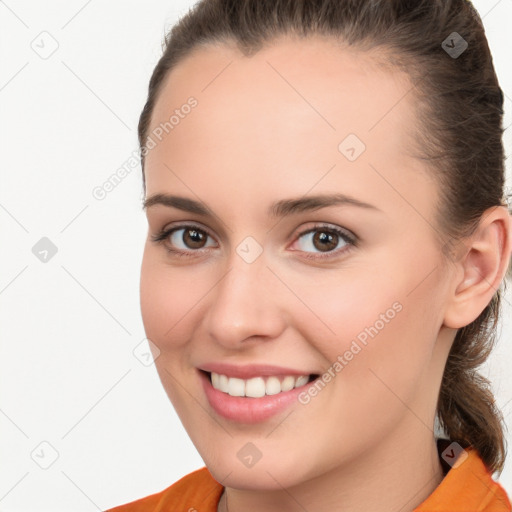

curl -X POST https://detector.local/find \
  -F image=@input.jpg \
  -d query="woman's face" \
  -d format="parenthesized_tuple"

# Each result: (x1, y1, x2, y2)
(140, 36, 455, 489)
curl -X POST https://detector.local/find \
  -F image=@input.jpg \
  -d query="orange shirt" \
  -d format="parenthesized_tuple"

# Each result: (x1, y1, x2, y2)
(105, 445, 511, 512)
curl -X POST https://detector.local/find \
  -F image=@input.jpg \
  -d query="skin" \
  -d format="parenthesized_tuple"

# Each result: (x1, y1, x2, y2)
(139, 34, 512, 512)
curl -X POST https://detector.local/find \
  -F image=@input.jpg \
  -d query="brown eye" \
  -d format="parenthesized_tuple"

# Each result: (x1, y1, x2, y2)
(291, 224, 357, 260)
(181, 228, 208, 249)
(150, 224, 218, 255)
(311, 231, 338, 252)
(296, 228, 349, 253)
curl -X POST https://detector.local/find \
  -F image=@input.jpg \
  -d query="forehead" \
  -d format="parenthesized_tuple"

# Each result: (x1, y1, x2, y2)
(144, 34, 426, 206)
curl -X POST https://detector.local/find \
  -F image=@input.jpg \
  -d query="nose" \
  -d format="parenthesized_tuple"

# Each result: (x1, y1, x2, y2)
(203, 251, 287, 350)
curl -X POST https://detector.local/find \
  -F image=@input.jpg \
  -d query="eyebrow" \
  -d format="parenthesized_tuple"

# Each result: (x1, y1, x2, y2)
(143, 193, 381, 217)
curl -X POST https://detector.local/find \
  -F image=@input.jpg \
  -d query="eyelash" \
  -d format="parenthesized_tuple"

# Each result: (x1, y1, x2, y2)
(150, 222, 358, 261)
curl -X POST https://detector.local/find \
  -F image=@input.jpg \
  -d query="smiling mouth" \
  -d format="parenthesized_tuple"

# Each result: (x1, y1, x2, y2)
(201, 370, 319, 398)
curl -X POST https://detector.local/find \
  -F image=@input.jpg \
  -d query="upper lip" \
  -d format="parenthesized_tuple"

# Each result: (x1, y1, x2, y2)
(198, 362, 316, 380)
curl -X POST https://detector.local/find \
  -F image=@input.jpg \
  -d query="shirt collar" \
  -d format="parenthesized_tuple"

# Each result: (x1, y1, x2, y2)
(413, 439, 511, 511)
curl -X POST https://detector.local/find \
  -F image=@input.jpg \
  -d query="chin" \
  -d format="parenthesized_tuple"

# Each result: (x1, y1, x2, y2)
(203, 450, 312, 491)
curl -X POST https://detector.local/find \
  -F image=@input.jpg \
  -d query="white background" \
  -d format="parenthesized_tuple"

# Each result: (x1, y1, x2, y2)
(1, 1, 511, 510)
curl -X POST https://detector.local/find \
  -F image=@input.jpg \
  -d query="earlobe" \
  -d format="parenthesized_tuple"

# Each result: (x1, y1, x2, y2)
(443, 206, 512, 329)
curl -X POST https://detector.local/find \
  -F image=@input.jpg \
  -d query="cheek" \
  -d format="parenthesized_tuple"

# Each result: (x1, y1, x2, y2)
(139, 250, 205, 349)
(296, 262, 441, 411)
(139, 252, 202, 414)
(290, 267, 408, 356)
(302, 240, 442, 360)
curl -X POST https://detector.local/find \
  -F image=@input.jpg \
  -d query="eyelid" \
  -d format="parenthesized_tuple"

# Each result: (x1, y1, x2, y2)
(150, 221, 217, 246)
(154, 220, 212, 234)
(289, 222, 356, 245)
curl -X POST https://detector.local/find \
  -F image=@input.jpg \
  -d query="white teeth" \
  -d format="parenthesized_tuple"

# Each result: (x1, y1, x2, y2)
(265, 376, 281, 396)
(211, 372, 220, 389)
(210, 372, 311, 397)
(228, 377, 245, 397)
(219, 374, 229, 393)
(246, 377, 266, 398)
(281, 376, 296, 392)
(294, 375, 309, 388)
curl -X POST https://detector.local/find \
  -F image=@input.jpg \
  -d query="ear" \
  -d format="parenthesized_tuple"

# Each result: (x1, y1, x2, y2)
(443, 206, 512, 329)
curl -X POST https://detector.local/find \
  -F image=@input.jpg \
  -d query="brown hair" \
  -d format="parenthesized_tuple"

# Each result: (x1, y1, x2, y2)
(138, 0, 512, 474)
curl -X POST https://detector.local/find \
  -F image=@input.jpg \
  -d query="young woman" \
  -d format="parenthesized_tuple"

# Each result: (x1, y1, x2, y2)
(107, 0, 512, 510)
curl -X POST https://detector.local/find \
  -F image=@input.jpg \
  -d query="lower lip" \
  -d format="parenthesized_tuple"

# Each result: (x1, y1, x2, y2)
(199, 370, 314, 424)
